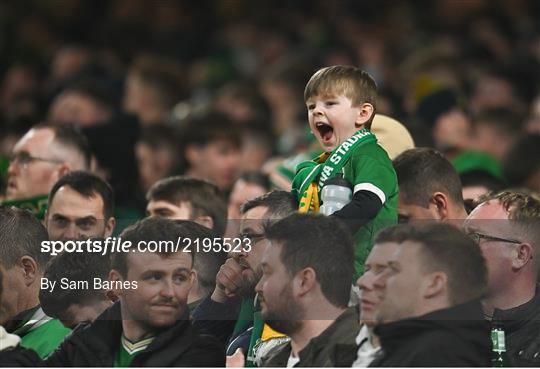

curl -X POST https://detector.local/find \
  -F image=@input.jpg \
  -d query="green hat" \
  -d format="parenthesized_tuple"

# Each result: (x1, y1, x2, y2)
(451, 151, 504, 180)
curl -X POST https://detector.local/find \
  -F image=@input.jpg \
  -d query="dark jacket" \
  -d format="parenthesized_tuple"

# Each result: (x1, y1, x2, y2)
(0, 346, 41, 367)
(492, 289, 540, 367)
(192, 295, 241, 346)
(259, 307, 360, 367)
(370, 299, 491, 367)
(44, 302, 225, 367)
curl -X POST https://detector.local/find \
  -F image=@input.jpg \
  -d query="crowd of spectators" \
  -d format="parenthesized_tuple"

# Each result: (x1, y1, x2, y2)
(1, 0, 540, 367)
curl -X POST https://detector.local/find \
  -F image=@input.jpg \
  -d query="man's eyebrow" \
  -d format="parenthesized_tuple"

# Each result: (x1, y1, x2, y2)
(51, 213, 70, 220)
(76, 216, 97, 222)
(241, 226, 258, 233)
(173, 268, 191, 274)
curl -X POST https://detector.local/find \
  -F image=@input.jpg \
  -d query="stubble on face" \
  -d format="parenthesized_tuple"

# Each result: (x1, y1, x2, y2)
(260, 280, 304, 335)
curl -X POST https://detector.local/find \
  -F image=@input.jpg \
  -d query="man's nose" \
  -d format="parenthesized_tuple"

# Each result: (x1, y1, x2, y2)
(64, 224, 80, 239)
(159, 280, 175, 298)
(7, 158, 19, 176)
(356, 273, 374, 291)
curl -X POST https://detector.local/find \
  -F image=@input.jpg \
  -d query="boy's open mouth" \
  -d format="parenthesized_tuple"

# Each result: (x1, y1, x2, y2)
(316, 122, 334, 143)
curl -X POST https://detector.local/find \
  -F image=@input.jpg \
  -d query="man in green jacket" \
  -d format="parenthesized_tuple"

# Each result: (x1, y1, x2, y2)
(0, 206, 70, 358)
(256, 213, 359, 367)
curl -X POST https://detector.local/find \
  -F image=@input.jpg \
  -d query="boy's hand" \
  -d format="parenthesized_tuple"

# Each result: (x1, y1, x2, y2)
(212, 257, 244, 303)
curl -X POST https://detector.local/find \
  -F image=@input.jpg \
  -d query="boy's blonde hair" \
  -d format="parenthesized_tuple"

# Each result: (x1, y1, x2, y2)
(304, 65, 377, 129)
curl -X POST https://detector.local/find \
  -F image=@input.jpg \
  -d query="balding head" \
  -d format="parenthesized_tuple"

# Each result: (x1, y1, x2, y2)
(6, 125, 91, 200)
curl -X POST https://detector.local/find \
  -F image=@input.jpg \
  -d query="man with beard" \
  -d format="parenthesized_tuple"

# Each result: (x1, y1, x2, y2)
(256, 213, 359, 367)
(146, 176, 228, 309)
(192, 190, 297, 364)
(39, 217, 225, 366)
(45, 171, 115, 241)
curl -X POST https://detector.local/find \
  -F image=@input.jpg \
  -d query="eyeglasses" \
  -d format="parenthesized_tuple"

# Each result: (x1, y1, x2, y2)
(10, 152, 64, 169)
(467, 231, 521, 245)
(239, 232, 265, 244)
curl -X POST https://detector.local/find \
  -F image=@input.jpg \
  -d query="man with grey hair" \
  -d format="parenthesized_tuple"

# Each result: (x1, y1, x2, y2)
(3, 125, 92, 218)
(465, 190, 540, 366)
(0, 206, 70, 358)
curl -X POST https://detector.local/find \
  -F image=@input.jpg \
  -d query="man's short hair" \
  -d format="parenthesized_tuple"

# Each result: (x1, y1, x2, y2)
(146, 176, 227, 236)
(375, 223, 488, 305)
(35, 124, 92, 169)
(241, 190, 298, 221)
(477, 190, 540, 245)
(111, 217, 215, 278)
(264, 213, 354, 308)
(304, 65, 377, 129)
(49, 171, 115, 220)
(39, 248, 111, 319)
(393, 148, 464, 206)
(238, 171, 271, 192)
(0, 206, 50, 270)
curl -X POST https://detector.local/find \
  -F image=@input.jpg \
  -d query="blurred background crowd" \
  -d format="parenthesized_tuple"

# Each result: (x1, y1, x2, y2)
(1, 0, 540, 215)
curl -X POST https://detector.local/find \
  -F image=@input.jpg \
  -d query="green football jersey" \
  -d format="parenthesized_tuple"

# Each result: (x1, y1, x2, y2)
(19, 317, 71, 359)
(342, 141, 398, 279)
(113, 334, 154, 367)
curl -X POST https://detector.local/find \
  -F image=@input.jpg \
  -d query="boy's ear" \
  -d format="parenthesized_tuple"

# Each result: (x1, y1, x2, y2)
(355, 103, 375, 127)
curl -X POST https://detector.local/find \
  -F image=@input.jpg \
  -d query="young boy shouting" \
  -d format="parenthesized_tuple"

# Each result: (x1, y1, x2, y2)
(292, 65, 398, 278)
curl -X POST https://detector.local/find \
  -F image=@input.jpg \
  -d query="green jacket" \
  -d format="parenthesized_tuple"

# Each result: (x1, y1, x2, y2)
(259, 307, 359, 367)
(10, 307, 70, 359)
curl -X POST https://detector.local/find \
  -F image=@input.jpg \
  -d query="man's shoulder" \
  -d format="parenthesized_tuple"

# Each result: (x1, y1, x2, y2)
(258, 340, 291, 367)
(20, 319, 71, 359)
(137, 320, 225, 367)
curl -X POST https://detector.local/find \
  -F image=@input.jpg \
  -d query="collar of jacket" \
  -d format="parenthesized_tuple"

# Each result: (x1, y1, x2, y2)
(264, 306, 359, 367)
(70, 301, 191, 362)
(492, 286, 540, 334)
(374, 299, 487, 354)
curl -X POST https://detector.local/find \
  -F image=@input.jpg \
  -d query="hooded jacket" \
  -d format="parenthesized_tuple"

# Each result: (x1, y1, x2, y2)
(370, 299, 491, 367)
(43, 302, 225, 367)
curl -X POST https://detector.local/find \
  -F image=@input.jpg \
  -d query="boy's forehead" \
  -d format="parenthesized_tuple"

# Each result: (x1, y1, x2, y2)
(306, 91, 342, 102)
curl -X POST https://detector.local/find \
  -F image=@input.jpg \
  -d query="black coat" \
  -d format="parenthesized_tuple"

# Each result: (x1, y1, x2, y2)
(370, 299, 491, 367)
(44, 302, 225, 367)
(493, 289, 540, 367)
(0, 346, 41, 367)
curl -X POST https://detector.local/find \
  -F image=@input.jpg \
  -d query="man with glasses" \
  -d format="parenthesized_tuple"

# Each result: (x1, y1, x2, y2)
(193, 190, 297, 365)
(465, 190, 540, 366)
(2, 125, 91, 218)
